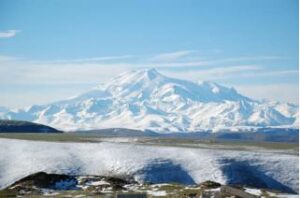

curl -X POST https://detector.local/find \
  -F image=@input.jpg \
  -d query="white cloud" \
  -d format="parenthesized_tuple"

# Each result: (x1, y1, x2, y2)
(0, 85, 94, 109)
(150, 50, 196, 62)
(151, 61, 208, 67)
(214, 56, 286, 63)
(0, 62, 132, 85)
(32, 55, 134, 64)
(0, 56, 296, 86)
(235, 84, 299, 105)
(162, 65, 263, 81)
(0, 51, 297, 107)
(149, 52, 286, 68)
(162, 66, 298, 81)
(0, 30, 20, 39)
(0, 55, 19, 61)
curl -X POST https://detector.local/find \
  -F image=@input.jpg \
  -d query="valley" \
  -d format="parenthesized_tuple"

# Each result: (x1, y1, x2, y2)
(0, 132, 298, 154)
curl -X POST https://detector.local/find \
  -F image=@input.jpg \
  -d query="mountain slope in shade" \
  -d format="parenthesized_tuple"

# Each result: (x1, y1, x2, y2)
(0, 120, 61, 133)
(0, 69, 298, 132)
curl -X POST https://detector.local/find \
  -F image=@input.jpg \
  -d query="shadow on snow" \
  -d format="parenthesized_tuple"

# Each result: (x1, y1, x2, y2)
(220, 159, 296, 194)
(135, 160, 195, 185)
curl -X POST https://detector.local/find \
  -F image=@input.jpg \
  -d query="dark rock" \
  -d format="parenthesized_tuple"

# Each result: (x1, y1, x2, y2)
(199, 180, 221, 189)
(10, 172, 77, 190)
(106, 177, 131, 186)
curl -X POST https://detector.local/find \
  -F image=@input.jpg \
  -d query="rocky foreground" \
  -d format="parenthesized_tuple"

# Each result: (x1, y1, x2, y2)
(0, 172, 297, 198)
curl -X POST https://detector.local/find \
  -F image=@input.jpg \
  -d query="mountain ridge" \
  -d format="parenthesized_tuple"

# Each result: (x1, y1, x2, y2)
(0, 120, 61, 133)
(0, 69, 298, 132)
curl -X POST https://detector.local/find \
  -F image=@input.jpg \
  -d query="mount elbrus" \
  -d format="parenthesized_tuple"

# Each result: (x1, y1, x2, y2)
(1, 69, 298, 132)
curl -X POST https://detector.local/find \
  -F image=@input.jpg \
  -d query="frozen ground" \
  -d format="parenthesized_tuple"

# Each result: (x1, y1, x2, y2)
(0, 138, 298, 194)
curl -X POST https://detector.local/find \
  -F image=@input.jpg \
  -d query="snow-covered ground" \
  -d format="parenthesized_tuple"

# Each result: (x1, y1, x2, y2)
(0, 138, 298, 194)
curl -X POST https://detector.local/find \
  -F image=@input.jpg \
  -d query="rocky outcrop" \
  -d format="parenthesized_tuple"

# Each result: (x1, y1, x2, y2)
(0, 172, 296, 197)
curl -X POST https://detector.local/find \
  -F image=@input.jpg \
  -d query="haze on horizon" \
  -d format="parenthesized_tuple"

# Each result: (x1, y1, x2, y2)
(0, 0, 298, 108)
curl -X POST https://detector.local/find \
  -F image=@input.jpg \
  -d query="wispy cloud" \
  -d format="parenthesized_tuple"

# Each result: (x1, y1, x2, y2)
(0, 30, 20, 39)
(235, 84, 299, 104)
(0, 51, 295, 86)
(150, 50, 196, 62)
(163, 65, 263, 81)
(33, 55, 134, 64)
(0, 62, 132, 85)
(0, 55, 19, 62)
(214, 56, 286, 63)
(0, 50, 297, 106)
(149, 61, 208, 68)
(148, 51, 287, 70)
(3, 58, 295, 87)
(163, 66, 298, 82)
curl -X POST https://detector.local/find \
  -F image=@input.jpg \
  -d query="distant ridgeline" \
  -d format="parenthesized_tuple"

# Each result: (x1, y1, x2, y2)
(75, 128, 299, 143)
(0, 120, 61, 133)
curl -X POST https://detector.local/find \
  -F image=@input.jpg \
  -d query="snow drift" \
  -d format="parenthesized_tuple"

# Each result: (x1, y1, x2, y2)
(0, 139, 298, 193)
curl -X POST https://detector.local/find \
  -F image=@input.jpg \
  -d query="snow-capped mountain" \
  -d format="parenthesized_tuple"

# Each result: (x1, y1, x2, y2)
(1, 69, 298, 132)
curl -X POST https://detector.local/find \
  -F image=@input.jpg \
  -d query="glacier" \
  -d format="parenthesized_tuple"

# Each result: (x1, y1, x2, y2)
(0, 68, 298, 132)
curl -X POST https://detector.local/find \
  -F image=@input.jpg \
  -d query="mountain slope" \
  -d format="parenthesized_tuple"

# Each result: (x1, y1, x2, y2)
(0, 69, 298, 132)
(0, 120, 61, 133)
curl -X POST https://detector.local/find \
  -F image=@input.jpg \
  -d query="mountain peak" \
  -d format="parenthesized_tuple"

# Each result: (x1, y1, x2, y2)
(144, 68, 159, 75)
(108, 68, 165, 88)
(134, 68, 162, 80)
(126, 68, 162, 80)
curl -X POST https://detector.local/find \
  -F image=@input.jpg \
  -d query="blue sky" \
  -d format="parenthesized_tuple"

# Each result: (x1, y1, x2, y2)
(0, 0, 298, 107)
